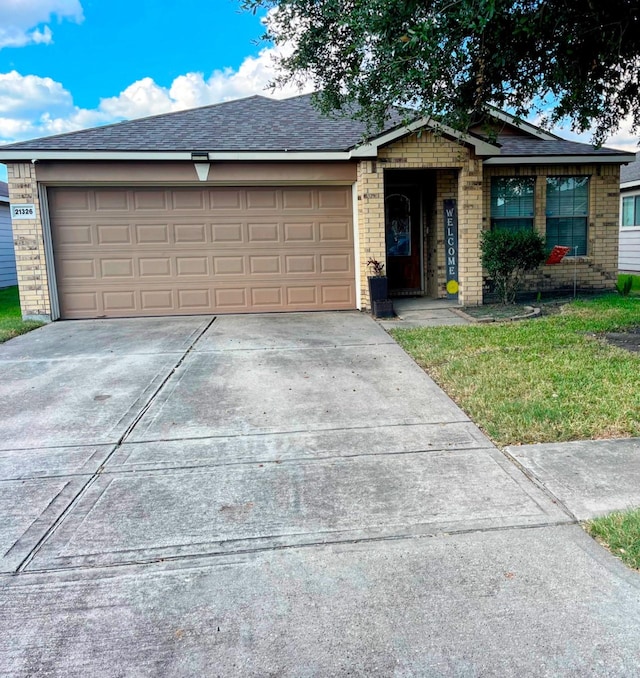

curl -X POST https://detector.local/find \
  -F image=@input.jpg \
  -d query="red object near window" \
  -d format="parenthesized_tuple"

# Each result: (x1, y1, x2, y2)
(546, 245, 571, 265)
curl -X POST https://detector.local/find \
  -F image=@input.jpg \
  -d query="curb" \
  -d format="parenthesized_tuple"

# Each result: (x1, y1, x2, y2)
(451, 306, 541, 324)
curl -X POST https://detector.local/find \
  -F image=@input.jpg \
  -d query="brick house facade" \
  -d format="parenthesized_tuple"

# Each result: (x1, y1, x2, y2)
(0, 95, 631, 320)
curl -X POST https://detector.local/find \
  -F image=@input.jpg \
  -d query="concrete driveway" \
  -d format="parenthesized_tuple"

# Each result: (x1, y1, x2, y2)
(1, 312, 639, 676)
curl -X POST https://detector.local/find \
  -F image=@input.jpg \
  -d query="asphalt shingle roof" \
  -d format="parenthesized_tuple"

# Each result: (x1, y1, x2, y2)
(0, 94, 403, 153)
(0, 93, 631, 161)
(621, 153, 640, 184)
(496, 136, 626, 157)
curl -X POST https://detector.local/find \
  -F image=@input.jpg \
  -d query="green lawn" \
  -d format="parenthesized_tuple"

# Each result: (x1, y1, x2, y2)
(587, 508, 640, 571)
(0, 286, 44, 343)
(392, 295, 640, 446)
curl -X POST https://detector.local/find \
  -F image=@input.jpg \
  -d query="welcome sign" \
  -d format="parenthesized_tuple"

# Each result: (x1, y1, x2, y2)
(444, 199, 459, 299)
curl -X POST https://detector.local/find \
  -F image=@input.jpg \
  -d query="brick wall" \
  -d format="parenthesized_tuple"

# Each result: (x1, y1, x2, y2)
(6, 162, 51, 320)
(356, 131, 484, 307)
(483, 164, 620, 297)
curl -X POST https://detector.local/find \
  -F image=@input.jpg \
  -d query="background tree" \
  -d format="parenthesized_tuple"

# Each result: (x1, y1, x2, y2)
(242, 0, 640, 145)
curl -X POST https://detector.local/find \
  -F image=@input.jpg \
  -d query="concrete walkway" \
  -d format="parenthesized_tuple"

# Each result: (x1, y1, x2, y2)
(377, 297, 469, 329)
(1, 312, 639, 676)
(506, 438, 640, 521)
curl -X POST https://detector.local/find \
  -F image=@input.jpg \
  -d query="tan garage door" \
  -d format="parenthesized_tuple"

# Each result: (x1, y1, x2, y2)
(49, 186, 356, 319)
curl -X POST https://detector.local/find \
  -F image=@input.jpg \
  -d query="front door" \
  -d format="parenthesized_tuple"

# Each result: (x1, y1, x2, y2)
(385, 184, 422, 293)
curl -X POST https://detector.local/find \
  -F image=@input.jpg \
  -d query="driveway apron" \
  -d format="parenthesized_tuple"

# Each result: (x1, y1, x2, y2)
(1, 312, 639, 676)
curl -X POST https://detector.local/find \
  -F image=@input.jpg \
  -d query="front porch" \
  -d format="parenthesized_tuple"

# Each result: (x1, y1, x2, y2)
(356, 129, 484, 309)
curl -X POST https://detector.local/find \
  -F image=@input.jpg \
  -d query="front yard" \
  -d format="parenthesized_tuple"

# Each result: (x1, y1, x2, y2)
(0, 286, 43, 343)
(392, 295, 640, 447)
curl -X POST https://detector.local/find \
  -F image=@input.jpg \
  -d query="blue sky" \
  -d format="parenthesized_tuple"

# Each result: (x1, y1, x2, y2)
(0, 1, 637, 183)
(0, 0, 310, 182)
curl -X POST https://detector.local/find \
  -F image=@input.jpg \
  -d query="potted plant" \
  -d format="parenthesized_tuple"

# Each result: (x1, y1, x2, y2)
(366, 258, 394, 318)
(366, 258, 388, 304)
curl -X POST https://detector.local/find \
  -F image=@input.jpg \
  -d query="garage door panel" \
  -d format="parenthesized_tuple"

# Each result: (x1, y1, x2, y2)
(282, 189, 314, 209)
(176, 256, 209, 276)
(135, 224, 170, 244)
(285, 255, 315, 274)
(318, 188, 350, 209)
(208, 190, 242, 210)
(51, 186, 355, 318)
(248, 223, 279, 242)
(322, 284, 354, 305)
(103, 290, 136, 312)
(133, 190, 168, 210)
(174, 224, 207, 243)
(321, 253, 351, 273)
(95, 190, 129, 212)
(97, 224, 131, 245)
(178, 289, 211, 310)
(251, 287, 282, 307)
(138, 257, 172, 277)
(172, 190, 206, 210)
(213, 256, 244, 276)
(212, 223, 243, 243)
(64, 291, 99, 314)
(246, 189, 278, 210)
(287, 286, 317, 306)
(215, 288, 248, 309)
(320, 221, 352, 242)
(101, 258, 135, 279)
(50, 189, 91, 213)
(57, 225, 93, 245)
(284, 223, 314, 242)
(249, 255, 281, 275)
(60, 259, 96, 281)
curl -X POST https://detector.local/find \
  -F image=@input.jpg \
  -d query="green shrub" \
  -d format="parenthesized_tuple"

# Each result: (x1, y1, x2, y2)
(615, 275, 634, 297)
(481, 229, 547, 305)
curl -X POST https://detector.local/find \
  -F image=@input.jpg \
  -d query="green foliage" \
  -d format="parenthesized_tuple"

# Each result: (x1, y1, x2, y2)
(0, 286, 44, 343)
(616, 275, 634, 297)
(587, 508, 640, 571)
(481, 228, 546, 304)
(241, 0, 640, 145)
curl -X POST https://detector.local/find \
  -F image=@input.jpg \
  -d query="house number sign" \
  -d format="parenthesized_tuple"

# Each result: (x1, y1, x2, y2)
(443, 198, 459, 299)
(11, 204, 36, 220)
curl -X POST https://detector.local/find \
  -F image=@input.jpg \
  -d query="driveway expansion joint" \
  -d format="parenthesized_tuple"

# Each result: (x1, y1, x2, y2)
(14, 316, 217, 574)
(20, 519, 577, 575)
(499, 446, 578, 522)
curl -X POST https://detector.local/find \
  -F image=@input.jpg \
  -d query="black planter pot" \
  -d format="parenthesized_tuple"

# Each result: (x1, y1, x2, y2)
(368, 276, 388, 305)
(373, 298, 395, 319)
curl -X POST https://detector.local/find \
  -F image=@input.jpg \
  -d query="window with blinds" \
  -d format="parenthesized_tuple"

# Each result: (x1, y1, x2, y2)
(490, 177, 535, 232)
(546, 177, 589, 255)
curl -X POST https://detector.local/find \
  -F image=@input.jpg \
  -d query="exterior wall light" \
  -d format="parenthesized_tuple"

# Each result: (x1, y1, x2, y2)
(191, 152, 210, 181)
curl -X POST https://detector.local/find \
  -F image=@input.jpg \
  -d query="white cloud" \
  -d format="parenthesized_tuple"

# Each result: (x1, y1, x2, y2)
(0, 71, 72, 115)
(98, 44, 310, 121)
(0, 0, 83, 49)
(0, 42, 312, 146)
(557, 114, 639, 153)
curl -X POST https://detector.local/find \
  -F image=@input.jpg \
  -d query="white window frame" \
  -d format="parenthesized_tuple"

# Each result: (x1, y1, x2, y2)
(621, 189, 640, 231)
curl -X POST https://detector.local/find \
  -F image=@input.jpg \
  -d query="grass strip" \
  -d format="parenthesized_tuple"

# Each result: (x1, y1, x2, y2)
(0, 286, 44, 343)
(586, 508, 640, 571)
(392, 295, 640, 446)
